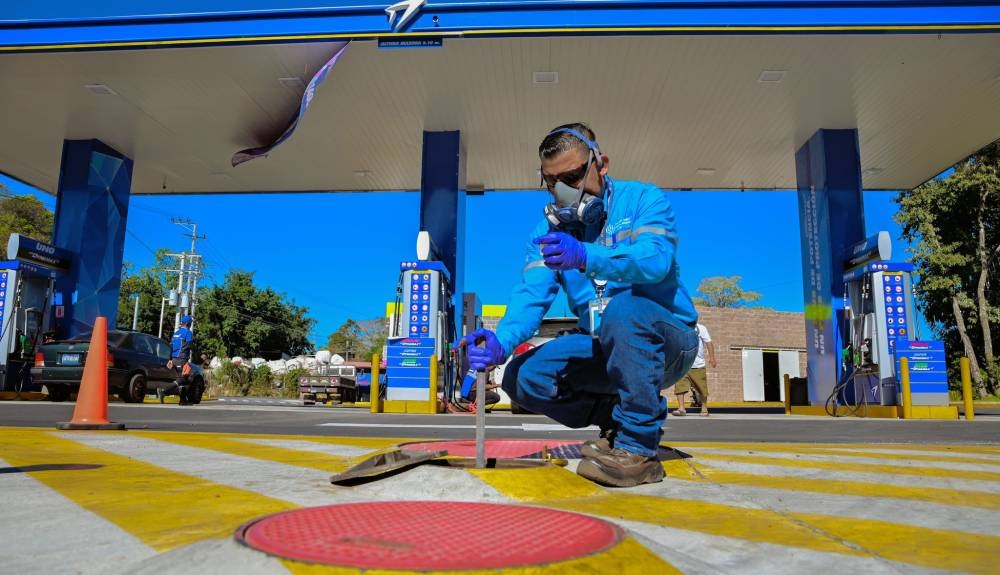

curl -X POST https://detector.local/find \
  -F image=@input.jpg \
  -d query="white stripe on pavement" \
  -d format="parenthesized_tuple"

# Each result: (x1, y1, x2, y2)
(57, 433, 508, 506)
(0, 456, 154, 575)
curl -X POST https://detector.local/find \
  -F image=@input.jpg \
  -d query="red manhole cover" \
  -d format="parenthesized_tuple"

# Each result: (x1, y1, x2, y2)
(401, 439, 580, 459)
(236, 501, 622, 570)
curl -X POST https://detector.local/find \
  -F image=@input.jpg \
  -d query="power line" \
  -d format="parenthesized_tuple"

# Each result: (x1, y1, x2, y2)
(126, 229, 159, 257)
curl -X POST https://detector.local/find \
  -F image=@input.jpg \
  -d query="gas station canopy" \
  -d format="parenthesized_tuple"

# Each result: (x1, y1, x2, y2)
(1, 2, 999, 196)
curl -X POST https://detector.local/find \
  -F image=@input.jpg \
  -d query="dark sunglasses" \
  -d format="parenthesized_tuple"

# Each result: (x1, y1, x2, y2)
(540, 155, 595, 190)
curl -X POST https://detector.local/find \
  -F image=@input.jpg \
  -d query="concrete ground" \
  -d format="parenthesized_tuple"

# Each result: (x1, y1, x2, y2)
(2, 405, 999, 574)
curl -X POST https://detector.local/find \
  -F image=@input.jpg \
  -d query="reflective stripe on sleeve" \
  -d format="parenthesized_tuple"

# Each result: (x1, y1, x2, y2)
(523, 260, 548, 272)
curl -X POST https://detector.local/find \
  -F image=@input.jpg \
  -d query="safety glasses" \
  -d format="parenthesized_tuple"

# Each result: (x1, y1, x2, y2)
(540, 151, 595, 190)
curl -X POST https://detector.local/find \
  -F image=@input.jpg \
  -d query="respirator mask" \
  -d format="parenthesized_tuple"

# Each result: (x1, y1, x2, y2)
(542, 129, 607, 231)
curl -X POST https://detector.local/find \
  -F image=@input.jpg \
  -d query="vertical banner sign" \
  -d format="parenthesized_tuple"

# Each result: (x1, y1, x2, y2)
(0, 271, 8, 339)
(798, 186, 837, 403)
(797, 129, 865, 406)
(232, 41, 350, 166)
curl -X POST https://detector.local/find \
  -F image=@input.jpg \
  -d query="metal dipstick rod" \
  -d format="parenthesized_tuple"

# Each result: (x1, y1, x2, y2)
(475, 371, 487, 468)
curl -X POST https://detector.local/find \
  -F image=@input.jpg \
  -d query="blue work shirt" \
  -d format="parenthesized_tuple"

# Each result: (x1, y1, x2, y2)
(171, 326, 194, 360)
(495, 177, 698, 355)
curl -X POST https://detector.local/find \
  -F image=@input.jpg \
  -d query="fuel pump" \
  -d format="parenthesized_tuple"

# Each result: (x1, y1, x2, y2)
(384, 232, 457, 408)
(1, 234, 71, 392)
(841, 261, 917, 407)
(0, 264, 56, 392)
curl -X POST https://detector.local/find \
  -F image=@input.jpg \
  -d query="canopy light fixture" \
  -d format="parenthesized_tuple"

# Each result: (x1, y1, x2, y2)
(757, 70, 786, 83)
(279, 77, 305, 89)
(84, 84, 117, 95)
(533, 71, 558, 85)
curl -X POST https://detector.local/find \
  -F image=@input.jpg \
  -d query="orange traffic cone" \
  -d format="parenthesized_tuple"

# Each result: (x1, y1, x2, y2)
(57, 316, 125, 430)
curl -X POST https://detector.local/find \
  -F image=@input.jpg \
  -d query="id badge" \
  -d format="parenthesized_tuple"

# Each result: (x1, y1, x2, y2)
(588, 296, 611, 338)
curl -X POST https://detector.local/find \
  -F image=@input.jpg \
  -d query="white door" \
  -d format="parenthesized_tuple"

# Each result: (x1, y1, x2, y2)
(742, 348, 765, 401)
(777, 351, 800, 402)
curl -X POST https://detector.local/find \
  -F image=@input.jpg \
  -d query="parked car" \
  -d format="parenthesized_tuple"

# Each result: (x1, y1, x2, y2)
(31, 330, 205, 404)
(493, 317, 580, 414)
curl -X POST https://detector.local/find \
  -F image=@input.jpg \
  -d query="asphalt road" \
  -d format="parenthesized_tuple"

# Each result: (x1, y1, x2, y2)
(2, 401, 997, 444)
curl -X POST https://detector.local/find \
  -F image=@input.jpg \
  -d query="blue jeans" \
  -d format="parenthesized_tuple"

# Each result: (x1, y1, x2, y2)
(502, 292, 699, 457)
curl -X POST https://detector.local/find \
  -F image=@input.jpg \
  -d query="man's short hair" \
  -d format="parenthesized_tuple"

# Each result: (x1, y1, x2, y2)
(539, 122, 597, 160)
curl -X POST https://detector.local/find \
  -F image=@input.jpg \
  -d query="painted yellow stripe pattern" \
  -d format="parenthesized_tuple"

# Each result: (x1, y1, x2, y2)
(5, 426, 1000, 573)
(681, 443, 1000, 467)
(0, 428, 295, 551)
(3, 24, 1000, 52)
(472, 460, 1000, 574)
(672, 441, 1000, 455)
(133, 430, 358, 473)
(474, 467, 864, 555)
(693, 451, 1000, 482)
(682, 458, 1000, 510)
(279, 537, 678, 575)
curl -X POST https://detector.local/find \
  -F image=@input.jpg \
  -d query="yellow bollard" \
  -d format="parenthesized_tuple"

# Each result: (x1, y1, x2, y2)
(961, 357, 975, 421)
(900, 357, 912, 419)
(370, 353, 382, 414)
(429, 354, 438, 414)
(783, 374, 792, 415)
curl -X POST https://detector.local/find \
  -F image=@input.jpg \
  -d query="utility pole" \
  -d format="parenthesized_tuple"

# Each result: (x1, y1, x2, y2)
(167, 252, 186, 331)
(131, 294, 140, 331)
(169, 218, 206, 330)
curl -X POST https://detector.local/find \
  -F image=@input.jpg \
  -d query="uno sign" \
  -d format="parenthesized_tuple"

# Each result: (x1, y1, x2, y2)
(6, 233, 72, 273)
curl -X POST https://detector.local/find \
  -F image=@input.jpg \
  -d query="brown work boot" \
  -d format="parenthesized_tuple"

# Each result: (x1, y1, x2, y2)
(580, 427, 616, 459)
(577, 447, 665, 487)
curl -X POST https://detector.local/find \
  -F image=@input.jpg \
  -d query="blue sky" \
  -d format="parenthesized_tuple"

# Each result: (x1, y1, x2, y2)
(2, 174, 922, 345)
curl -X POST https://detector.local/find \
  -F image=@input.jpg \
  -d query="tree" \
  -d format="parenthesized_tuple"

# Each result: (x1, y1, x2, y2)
(117, 249, 175, 334)
(326, 317, 387, 362)
(0, 189, 54, 246)
(694, 276, 763, 308)
(194, 270, 314, 359)
(895, 141, 999, 396)
(117, 270, 168, 334)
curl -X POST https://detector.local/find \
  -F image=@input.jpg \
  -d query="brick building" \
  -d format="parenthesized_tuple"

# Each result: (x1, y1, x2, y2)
(481, 305, 807, 404)
(694, 307, 807, 403)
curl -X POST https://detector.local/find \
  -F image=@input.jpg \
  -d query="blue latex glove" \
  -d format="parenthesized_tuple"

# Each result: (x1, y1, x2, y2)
(533, 232, 587, 271)
(459, 328, 507, 371)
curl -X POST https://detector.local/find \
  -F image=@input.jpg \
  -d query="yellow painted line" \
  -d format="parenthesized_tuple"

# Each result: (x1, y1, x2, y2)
(693, 451, 1000, 482)
(683, 459, 1000, 510)
(672, 441, 1000, 455)
(132, 430, 364, 473)
(473, 461, 1000, 573)
(677, 443, 1000, 467)
(281, 536, 677, 575)
(4, 24, 1000, 52)
(0, 428, 295, 551)
(136, 429, 404, 450)
(472, 465, 860, 556)
(562, 491, 1000, 575)
(468, 466, 606, 501)
(813, 447, 1000, 467)
(799, 514, 1000, 575)
(476, 462, 1000, 573)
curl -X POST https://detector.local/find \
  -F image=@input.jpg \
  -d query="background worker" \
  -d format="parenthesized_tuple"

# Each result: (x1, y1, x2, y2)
(461, 122, 699, 487)
(158, 315, 195, 405)
(666, 322, 715, 416)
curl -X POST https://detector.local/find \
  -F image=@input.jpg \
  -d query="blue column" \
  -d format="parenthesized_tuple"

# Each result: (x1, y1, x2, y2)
(53, 140, 133, 337)
(419, 131, 465, 339)
(795, 129, 866, 405)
